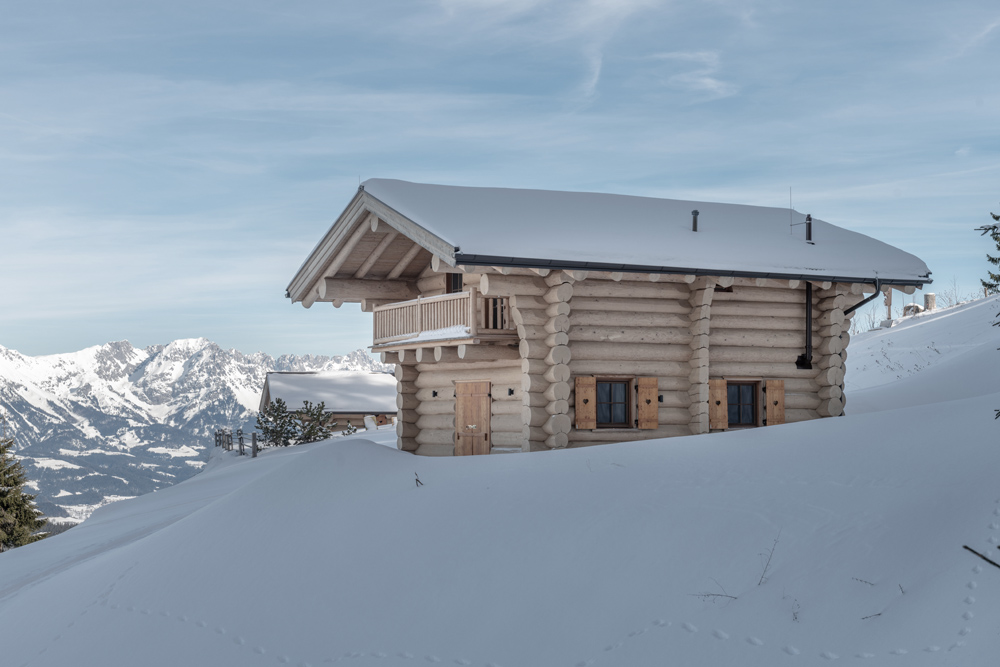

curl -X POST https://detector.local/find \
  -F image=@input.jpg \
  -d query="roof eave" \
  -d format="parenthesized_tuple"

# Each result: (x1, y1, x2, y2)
(454, 253, 931, 287)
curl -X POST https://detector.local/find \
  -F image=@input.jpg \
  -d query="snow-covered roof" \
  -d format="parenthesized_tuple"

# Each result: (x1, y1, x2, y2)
(360, 179, 930, 285)
(259, 371, 397, 414)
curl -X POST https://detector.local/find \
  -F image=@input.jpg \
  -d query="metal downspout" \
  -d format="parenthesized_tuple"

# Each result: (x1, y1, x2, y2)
(843, 278, 883, 316)
(796, 282, 813, 369)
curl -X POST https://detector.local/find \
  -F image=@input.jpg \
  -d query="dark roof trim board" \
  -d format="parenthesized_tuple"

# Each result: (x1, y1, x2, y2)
(454, 253, 926, 286)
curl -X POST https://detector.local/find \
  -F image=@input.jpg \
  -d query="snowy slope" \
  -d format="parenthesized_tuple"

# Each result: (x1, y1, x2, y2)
(2, 305, 999, 666)
(0, 340, 389, 522)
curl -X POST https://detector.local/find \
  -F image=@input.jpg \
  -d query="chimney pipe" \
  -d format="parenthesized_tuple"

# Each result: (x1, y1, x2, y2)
(692, 209, 699, 232)
(806, 214, 813, 244)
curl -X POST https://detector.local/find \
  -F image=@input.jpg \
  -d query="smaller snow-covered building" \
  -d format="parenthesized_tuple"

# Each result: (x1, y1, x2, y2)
(286, 179, 931, 455)
(259, 371, 397, 431)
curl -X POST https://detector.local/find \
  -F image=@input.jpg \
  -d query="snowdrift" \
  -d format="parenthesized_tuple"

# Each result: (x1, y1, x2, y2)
(2, 298, 999, 666)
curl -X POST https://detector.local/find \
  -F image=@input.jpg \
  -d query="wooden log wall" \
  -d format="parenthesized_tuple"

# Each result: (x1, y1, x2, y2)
(566, 274, 696, 447)
(709, 279, 823, 424)
(392, 265, 875, 455)
(409, 352, 521, 456)
(488, 271, 568, 452)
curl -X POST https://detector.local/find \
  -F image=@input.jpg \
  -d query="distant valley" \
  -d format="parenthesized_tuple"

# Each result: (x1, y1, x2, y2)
(0, 339, 389, 524)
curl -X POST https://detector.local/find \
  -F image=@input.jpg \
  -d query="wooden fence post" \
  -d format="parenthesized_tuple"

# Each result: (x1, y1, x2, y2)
(252, 432, 258, 458)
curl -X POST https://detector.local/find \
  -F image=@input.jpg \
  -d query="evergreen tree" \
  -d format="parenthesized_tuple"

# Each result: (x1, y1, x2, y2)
(255, 398, 298, 447)
(979, 209, 1000, 294)
(296, 401, 335, 444)
(0, 412, 47, 552)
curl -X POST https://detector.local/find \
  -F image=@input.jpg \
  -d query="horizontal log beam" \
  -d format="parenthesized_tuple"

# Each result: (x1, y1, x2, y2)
(322, 277, 417, 301)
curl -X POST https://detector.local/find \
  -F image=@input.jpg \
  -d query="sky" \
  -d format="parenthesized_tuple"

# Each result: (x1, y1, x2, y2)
(1, 0, 998, 358)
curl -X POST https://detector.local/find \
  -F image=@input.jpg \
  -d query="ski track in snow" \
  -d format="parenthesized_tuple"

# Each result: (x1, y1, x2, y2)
(569, 497, 1000, 666)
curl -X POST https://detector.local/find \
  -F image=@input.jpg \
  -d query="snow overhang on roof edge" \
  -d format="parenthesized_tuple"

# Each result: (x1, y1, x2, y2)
(455, 254, 932, 287)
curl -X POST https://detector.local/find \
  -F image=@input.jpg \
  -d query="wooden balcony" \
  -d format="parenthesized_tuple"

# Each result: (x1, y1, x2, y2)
(372, 288, 517, 350)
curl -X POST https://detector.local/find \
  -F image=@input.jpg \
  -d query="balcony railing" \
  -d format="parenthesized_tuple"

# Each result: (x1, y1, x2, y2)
(372, 288, 515, 348)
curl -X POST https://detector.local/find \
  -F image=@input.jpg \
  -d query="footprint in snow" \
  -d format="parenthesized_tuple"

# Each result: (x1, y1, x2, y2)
(604, 642, 621, 651)
(652, 619, 669, 627)
(453, 660, 472, 666)
(196, 620, 207, 628)
(855, 653, 875, 659)
(949, 642, 965, 651)
(891, 649, 908, 655)
(963, 611, 974, 620)
(746, 637, 763, 646)
(972, 564, 982, 574)
(233, 637, 244, 646)
(372, 653, 387, 659)
(682, 623, 698, 633)
(959, 627, 972, 636)
(253, 646, 266, 655)
(783, 646, 800, 655)
(712, 630, 729, 640)
(215, 627, 225, 634)
(820, 652, 838, 660)
(627, 628, 645, 637)
(967, 581, 978, 590)
(398, 653, 414, 659)
(990, 523, 999, 530)
(424, 657, 441, 664)
(278, 658, 290, 664)
(924, 646, 940, 652)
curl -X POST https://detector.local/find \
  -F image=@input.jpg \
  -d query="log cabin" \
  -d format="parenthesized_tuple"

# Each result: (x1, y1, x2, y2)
(286, 179, 931, 456)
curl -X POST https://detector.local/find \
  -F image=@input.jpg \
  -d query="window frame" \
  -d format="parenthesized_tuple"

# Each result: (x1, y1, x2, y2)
(594, 377, 634, 429)
(725, 378, 762, 429)
(446, 273, 464, 294)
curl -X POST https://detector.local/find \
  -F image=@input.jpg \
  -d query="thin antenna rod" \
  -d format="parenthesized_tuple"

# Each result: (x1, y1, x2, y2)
(789, 187, 793, 233)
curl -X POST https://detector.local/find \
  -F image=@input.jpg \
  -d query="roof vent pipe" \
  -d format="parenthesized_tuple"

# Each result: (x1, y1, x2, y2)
(806, 214, 813, 244)
(691, 210, 699, 232)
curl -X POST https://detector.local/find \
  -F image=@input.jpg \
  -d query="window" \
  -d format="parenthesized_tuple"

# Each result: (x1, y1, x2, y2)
(575, 376, 658, 431)
(596, 380, 631, 427)
(710, 378, 784, 430)
(446, 273, 463, 294)
(726, 382, 757, 427)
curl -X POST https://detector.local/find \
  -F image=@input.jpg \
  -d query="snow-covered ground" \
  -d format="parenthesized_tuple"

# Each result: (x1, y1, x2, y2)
(2, 298, 999, 666)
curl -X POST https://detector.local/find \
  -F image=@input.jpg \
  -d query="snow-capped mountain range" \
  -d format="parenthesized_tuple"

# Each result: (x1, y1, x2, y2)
(0, 338, 389, 523)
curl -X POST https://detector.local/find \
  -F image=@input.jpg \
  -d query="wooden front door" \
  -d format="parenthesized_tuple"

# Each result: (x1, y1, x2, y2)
(455, 381, 491, 456)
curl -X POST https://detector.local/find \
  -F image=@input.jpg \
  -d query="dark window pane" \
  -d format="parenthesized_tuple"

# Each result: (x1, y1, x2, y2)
(728, 404, 739, 423)
(741, 384, 754, 403)
(728, 385, 739, 404)
(597, 383, 610, 402)
(597, 403, 610, 424)
(741, 404, 754, 424)
(612, 383, 626, 402)
(612, 403, 627, 424)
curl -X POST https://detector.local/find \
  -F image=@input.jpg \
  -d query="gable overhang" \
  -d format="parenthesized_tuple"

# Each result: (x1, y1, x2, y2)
(286, 187, 459, 307)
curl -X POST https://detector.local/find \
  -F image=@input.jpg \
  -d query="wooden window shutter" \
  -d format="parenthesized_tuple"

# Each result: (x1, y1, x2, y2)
(709, 378, 728, 430)
(765, 380, 785, 426)
(636, 377, 658, 429)
(575, 376, 597, 430)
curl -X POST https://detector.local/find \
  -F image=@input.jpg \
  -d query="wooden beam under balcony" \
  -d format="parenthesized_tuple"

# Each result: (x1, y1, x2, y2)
(320, 277, 418, 301)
